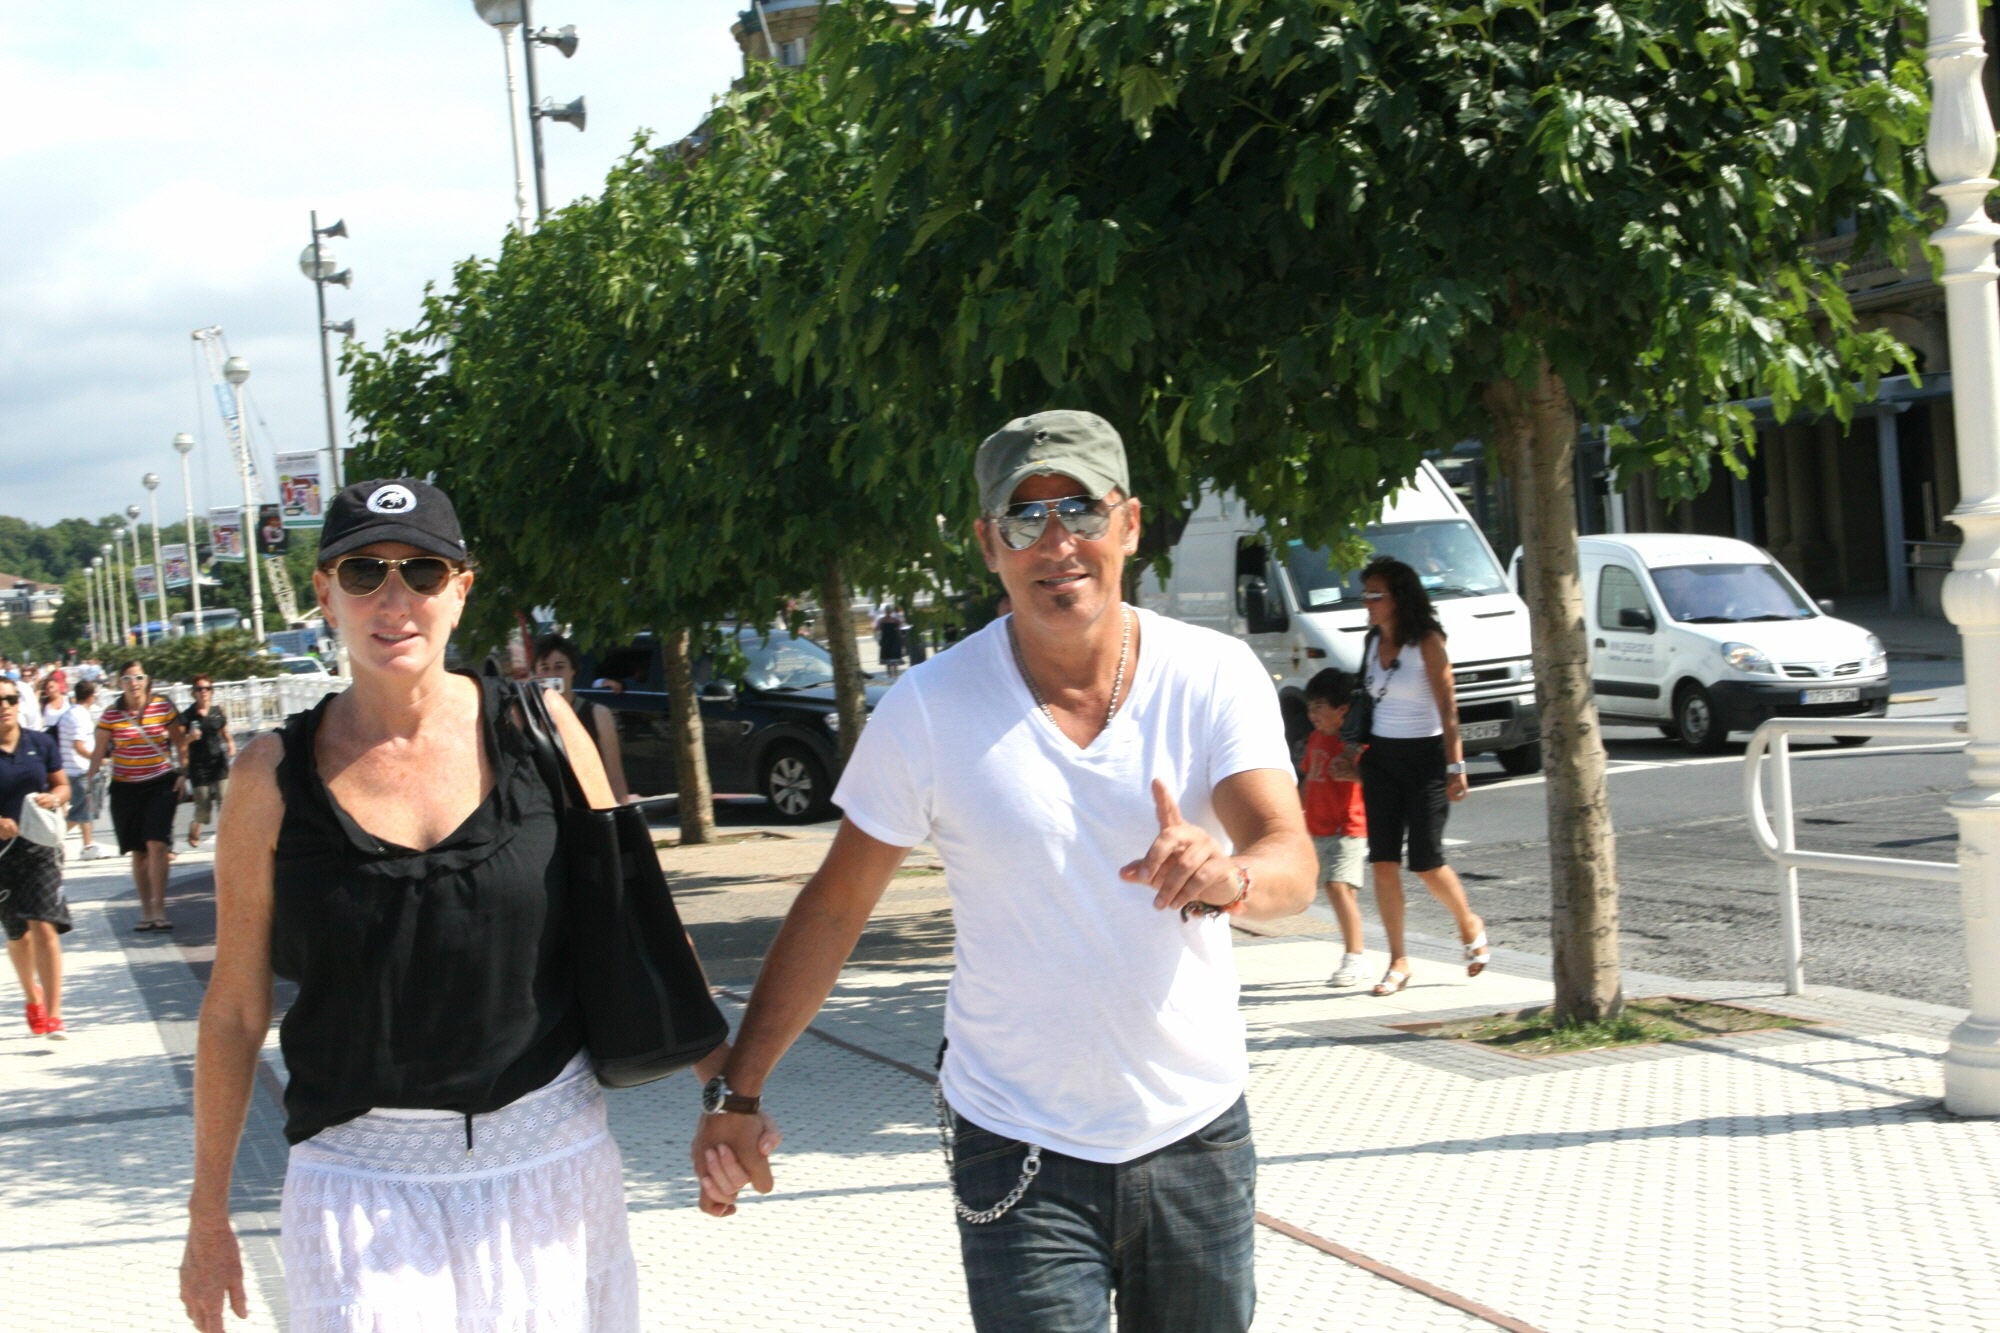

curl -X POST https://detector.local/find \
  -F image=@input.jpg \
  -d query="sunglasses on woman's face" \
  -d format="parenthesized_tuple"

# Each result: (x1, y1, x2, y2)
(992, 495, 1117, 551)
(328, 555, 461, 597)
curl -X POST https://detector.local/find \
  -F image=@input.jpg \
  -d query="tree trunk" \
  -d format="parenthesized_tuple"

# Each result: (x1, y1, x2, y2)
(662, 627, 716, 845)
(820, 553, 869, 761)
(1482, 352, 1624, 1024)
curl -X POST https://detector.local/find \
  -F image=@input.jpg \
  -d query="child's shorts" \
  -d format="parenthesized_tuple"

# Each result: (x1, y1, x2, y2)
(1313, 834, 1367, 889)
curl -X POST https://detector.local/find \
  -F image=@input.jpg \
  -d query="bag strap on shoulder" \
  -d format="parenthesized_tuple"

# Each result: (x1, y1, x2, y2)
(511, 680, 588, 812)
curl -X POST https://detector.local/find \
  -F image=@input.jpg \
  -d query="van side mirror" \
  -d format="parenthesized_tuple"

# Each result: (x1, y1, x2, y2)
(1816, 598, 1835, 614)
(1237, 575, 1289, 635)
(1617, 606, 1655, 633)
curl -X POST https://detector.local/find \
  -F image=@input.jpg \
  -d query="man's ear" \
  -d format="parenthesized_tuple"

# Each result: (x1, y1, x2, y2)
(975, 517, 1002, 574)
(1121, 498, 1142, 555)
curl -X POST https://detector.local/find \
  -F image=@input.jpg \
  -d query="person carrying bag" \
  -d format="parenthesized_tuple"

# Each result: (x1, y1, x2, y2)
(512, 679, 728, 1087)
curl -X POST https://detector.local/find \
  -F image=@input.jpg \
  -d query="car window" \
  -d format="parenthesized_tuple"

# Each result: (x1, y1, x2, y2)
(1287, 519, 1509, 608)
(1597, 566, 1652, 631)
(1651, 563, 1813, 623)
(738, 632, 836, 692)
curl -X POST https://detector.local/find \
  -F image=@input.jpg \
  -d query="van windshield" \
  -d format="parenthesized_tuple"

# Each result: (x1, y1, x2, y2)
(1652, 563, 1814, 623)
(1286, 520, 1509, 609)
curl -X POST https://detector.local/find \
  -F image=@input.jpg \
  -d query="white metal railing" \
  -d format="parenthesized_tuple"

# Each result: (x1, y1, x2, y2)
(1743, 716, 1968, 994)
(159, 675, 349, 735)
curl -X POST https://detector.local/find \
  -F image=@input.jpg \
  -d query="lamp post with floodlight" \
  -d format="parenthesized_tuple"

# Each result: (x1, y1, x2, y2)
(124, 505, 151, 645)
(300, 214, 352, 490)
(471, 0, 582, 223)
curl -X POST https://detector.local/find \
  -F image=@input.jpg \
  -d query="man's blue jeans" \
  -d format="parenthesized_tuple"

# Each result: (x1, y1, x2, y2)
(950, 1095, 1256, 1332)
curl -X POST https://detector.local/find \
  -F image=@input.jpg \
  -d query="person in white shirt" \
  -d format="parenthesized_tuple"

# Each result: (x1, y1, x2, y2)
(690, 410, 1315, 1331)
(58, 681, 107, 858)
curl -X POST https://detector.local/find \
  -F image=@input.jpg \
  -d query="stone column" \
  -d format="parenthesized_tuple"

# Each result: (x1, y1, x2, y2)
(1927, 0, 2000, 1115)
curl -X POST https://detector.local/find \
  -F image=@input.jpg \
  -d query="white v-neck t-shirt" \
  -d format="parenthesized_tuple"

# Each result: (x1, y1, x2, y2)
(832, 607, 1291, 1162)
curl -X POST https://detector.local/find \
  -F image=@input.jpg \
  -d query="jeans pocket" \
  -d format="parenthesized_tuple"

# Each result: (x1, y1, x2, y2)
(951, 1115, 1027, 1171)
(1190, 1097, 1254, 1153)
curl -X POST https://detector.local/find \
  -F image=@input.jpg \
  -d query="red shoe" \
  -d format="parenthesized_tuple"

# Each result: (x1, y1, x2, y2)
(43, 1017, 66, 1041)
(24, 1002, 48, 1035)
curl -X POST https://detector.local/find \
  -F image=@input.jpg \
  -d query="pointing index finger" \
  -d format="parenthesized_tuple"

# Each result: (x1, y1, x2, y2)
(1151, 778, 1183, 831)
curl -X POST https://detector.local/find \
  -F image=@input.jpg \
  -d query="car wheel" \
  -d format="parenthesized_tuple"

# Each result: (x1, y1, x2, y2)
(1674, 684, 1729, 754)
(1831, 734, 1871, 748)
(760, 744, 833, 823)
(1657, 723, 1681, 741)
(1495, 742, 1542, 776)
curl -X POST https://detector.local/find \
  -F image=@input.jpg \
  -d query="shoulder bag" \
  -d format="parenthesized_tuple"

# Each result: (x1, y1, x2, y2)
(1341, 627, 1391, 746)
(513, 681, 729, 1088)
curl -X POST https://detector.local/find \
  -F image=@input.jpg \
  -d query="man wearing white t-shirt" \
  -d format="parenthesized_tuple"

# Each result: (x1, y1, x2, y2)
(692, 410, 1314, 1330)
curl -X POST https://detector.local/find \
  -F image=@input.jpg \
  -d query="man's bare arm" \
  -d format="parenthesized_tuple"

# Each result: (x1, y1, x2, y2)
(1211, 767, 1317, 920)
(689, 818, 910, 1215)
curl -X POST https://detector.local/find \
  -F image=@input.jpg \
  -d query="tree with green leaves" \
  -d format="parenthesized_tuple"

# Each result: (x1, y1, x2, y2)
(790, 0, 1927, 1021)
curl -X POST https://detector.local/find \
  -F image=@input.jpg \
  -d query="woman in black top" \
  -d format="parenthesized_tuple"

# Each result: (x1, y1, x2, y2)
(179, 479, 752, 1333)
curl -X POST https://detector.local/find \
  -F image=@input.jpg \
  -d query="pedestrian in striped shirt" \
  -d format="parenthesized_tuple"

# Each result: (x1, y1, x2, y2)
(87, 661, 186, 931)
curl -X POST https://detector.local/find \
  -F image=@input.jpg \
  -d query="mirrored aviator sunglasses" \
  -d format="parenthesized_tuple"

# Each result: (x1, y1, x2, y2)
(331, 555, 459, 597)
(994, 495, 1114, 551)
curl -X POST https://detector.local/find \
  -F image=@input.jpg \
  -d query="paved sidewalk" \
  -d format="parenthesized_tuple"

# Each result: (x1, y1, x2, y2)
(4, 827, 1997, 1331)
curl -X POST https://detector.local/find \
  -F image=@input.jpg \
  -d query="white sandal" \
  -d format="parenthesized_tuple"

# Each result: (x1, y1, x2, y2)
(1464, 931, 1491, 977)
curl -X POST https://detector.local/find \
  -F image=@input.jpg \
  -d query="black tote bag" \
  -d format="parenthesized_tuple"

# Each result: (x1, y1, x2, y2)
(514, 682, 729, 1088)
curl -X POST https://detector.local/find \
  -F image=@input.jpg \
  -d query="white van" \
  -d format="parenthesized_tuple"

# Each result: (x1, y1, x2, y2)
(1576, 534, 1890, 751)
(1140, 461, 1542, 772)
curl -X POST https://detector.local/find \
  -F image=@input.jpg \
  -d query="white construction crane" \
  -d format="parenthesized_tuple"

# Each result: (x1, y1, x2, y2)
(190, 327, 302, 634)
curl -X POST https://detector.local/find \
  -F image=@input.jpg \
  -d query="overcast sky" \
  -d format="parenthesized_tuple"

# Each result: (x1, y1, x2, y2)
(1, 1, 747, 528)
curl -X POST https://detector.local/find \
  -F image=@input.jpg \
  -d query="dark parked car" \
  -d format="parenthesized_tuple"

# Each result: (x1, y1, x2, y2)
(575, 627, 884, 823)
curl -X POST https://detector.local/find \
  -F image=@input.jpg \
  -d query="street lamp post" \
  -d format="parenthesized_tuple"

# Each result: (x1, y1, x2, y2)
(173, 433, 203, 636)
(143, 472, 166, 639)
(471, 0, 582, 223)
(83, 564, 97, 648)
(470, 0, 534, 231)
(300, 214, 352, 490)
(92, 553, 108, 648)
(222, 357, 266, 647)
(124, 506, 151, 645)
(109, 533, 131, 648)
(1927, 0, 2000, 1116)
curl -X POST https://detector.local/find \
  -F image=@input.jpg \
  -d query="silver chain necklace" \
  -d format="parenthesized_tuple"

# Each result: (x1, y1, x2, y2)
(1008, 606, 1133, 731)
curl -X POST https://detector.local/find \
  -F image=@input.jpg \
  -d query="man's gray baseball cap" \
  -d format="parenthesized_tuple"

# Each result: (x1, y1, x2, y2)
(976, 409, 1131, 514)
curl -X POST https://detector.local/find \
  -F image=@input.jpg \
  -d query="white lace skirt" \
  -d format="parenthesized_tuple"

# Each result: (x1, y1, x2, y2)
(281, 1052, 640, 1332)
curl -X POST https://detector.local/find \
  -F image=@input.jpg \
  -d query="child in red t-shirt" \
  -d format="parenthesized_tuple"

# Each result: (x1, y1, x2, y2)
(1302, 669, 1369, 987)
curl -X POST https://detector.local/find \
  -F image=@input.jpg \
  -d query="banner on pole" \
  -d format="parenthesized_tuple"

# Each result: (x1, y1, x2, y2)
(276, 451, 325, 528)
(162, 543, 192, 589)
(256, 503, 289, 556)
(134, 564, 159, 600)
(210, 506, 246, 562)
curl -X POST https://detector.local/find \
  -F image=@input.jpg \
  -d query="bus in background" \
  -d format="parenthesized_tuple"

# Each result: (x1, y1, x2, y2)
(170, 607, 242, 637)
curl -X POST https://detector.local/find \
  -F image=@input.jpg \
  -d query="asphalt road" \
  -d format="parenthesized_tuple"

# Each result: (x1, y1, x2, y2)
(1345, 655, 1973, 1007)
(672, 655, 1976, 1007)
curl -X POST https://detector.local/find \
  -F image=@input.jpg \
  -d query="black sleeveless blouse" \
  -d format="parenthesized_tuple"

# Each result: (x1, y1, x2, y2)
(270, 673, 582, 1145)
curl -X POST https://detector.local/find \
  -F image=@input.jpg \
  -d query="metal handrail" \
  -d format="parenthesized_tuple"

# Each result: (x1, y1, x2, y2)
(159, 675, 349, 735)
(1742, 716, 1967, 994)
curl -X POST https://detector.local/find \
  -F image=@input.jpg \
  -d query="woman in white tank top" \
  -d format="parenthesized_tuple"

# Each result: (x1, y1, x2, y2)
(1354, 557, 1490, 994)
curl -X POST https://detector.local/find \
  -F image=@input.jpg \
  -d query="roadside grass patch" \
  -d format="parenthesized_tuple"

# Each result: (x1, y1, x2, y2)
(1401, 997, 1812, 1057)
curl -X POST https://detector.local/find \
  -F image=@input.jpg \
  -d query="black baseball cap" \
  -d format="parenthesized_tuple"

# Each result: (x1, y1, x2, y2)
(316, 478, 470, 564)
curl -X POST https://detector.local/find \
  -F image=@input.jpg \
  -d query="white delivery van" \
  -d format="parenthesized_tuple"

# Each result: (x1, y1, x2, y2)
(1576, 534, 1890, 751)
(1140, 461, 1542, 772)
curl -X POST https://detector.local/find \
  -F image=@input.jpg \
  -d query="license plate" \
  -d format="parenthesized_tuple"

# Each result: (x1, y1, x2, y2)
(1802, 687, 1860, 705)
(1461, 720, 1505, 741)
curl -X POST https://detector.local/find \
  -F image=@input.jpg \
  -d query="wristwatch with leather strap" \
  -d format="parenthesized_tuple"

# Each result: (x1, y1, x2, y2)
(702, 1075, 762, 1116)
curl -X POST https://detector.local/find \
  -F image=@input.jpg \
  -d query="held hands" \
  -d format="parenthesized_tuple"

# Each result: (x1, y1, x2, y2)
(691, 1108, 783, 1219)
(1119, 779, 1238, 915)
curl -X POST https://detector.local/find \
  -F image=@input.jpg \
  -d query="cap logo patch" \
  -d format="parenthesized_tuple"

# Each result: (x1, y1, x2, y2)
(366, 484, 416, 515)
